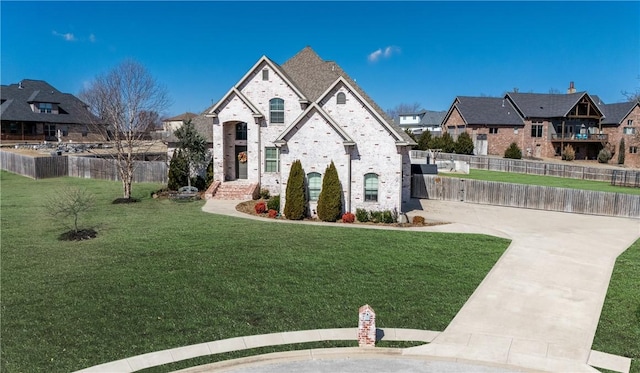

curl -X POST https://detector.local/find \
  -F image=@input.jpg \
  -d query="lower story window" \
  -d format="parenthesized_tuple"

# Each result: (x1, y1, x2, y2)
(364, 173, 379, 202)
(265, 147, 279, 172)
(307, 172, 321, 201)
(489, 128, 499, 134)
(44, 124, 56, 137)
(630, 146, 638, 154)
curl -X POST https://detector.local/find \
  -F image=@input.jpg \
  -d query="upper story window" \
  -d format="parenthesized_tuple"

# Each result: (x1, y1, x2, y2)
(364, 173, 379, 202)
(270, 98, 284, 123)
(623, 127, 636, 135)
(489, 127, 499, 134)
(628, 119, 634, 126)
(531, 124, 543, 138)
(262, 69, 269, 81)
(307, 172, 321, 201)
(236, 122, 247, 140)
(337, 92, 346, 105)
(39, 103, 53, 113)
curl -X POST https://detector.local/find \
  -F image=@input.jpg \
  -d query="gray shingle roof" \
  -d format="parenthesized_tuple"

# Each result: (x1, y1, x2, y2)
(164, 112, 198, 122)
(506, 92, 602, 118)
(454, 96, 524, 126)
(599, 101, 638, 125)
(1, 79, 99, 124)
(280, 46, 415, 145)
(419, 110, 446, 126)
(166, 114, 213, 143)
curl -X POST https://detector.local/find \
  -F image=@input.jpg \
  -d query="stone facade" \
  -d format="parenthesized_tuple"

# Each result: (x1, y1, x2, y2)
(206, 48, 415, 217)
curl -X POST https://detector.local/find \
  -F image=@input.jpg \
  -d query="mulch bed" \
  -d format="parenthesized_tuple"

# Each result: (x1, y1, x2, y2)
(58, 229, 98, 241)
(235, 200, 448, 228)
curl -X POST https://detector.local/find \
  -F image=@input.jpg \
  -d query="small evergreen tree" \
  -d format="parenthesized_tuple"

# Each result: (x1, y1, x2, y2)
(417, 130, 432, 150)
(597, 148, 612, 163)
(504, 142, 522, 159)
(455, 131, 474, 155)
(284, 160, 307, 220)
(618, 138, 626, 165)
(404, 129, 417, 142)
(317, 161, 343, 222)
(168, 149, 189, 190)
(428, 135, 444, 150)
(205, 158, 214, 188)
(441, 132, 456, 153)
(174, 119, 207, 189)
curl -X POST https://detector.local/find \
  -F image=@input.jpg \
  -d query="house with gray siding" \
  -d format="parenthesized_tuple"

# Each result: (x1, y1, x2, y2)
(203, 46, 416, 217)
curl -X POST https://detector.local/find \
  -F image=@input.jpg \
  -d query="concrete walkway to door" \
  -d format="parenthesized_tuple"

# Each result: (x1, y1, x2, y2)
(403, 199, 639, 373)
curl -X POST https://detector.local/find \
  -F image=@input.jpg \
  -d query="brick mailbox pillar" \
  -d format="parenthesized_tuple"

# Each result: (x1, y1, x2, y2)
(357, 304, 376, 347)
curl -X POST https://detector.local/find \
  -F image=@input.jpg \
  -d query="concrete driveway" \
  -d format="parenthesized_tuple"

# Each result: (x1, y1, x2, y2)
(403, 200, 639, 372)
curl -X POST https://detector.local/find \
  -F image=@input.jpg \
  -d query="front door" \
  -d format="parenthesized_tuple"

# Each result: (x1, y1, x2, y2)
(235, 146, 247, 179)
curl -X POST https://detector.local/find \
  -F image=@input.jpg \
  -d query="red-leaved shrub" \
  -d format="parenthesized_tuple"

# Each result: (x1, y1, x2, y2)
(255, 201, 267, 214)
(268, 209, 278, 218)
(342, 212, 355, 223)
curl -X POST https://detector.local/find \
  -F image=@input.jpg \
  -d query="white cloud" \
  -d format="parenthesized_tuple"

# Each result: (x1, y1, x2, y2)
(368, 46, 401, 62)
(52, 30, 76, 41)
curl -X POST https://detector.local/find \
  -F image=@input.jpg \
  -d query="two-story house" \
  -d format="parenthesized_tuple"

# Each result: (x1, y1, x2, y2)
(203, 47, 416, 216)
(1, 79, 102, 142)
(397, 110, 446, 136)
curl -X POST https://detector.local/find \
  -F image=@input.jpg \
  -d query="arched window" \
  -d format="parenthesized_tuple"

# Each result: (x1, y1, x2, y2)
(270, 98, 284, 123)
(307, 172, 322, 201)
(236, 122, 247, 140)
(364, 173, 379, 202)
(337, 92, 346, 105)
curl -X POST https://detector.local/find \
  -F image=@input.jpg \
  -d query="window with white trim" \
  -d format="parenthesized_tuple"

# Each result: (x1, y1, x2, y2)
(39, 103, 52, 113)
(489, 127, 499, 134)
(623, 127, 636, 135)
(264, 147, 279, 172)
(270, 98, 284, 123)
(307, 172, 321, 201)
(630, 146, 638, 154)
(364, 173, 379, 202)
(628, 119, 633, 126)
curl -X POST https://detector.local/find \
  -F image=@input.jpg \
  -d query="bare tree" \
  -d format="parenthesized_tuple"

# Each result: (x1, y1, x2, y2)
(386, 102, 423, 121)
(46, 187, 96, 240)
(80, 60, 170, 199)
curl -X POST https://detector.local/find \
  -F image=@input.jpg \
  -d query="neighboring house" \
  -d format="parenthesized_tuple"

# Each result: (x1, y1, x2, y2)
(166, 114, 213, 160)
(162, 112, 198, 133)
(397, 110, 446, 136)
(205, 46, 416, 216)
(442, 82, 640, 167)
(0, 79, 102, 142)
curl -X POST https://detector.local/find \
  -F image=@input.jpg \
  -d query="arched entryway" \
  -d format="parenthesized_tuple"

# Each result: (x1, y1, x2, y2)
(223, 121, 248, 181)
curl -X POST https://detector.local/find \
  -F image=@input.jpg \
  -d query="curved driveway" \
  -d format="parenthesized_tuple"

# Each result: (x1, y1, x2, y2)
(196, 198, 639, 373)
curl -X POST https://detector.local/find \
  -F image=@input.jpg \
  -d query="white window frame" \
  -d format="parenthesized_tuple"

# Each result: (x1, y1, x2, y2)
(307, 172, 321, 201)
(40, 102, 52, 113)
(364, 173, 379, 202)
(623, 127, 636, 135)
(269, 98, 284, 124)
(264, 147, 279, 172)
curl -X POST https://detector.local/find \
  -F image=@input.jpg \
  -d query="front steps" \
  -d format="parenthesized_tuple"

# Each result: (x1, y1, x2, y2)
(205, 181, 259, 200)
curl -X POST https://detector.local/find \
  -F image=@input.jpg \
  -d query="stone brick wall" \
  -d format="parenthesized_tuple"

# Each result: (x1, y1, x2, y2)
(602, 105, 640, 168)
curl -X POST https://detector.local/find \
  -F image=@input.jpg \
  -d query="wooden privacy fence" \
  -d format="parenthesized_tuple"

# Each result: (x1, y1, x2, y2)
(433, 152, 640, 184)
(411, 175, 640, 218)
(1, 151, 167, 183)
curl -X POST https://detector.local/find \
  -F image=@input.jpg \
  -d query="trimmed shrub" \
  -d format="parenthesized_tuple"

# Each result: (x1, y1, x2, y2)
(254, 201, 266, 214)
(370, 210, 383, 223)
(441, 132, 456, 153)
(268, 209, 278, 218)
(455, 131, 474, 155)
(618, 138, 626, 165)
(284, 160, 307, 220)
(504, 142, 522, 159)
(355, 208, 369, 223)
(168, 149, 189, 190)
(317, 161, 343, 222)
(597, 148, 612, 163)
(267, 195, 280, 211)
(205, 158, 214, 188)
(381, 210, 395, 224)
(412, 215, 425, 225)
(562, 144, 575, 161)
(190, 175, 206, 191)
(341, 212, 355, 223)
(259, 188, 270, 199)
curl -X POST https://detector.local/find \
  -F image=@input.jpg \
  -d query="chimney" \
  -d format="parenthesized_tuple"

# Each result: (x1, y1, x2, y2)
(567, 81, 576, 94)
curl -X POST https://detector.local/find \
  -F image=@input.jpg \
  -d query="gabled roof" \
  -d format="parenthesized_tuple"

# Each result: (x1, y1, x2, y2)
(447, 96, 524, 126)
(207, 56, 305, 115)
(505, 91, 603, 118)
(419, 110, 446, 126)
(599, 101, 639, 125)
(207, 87, 263, 118)
(166, 114, 213, 143)
(0, 79, 100, 124)
(274, 101, 355, 146)
(281, 47, 415, 145)
(164, 112, 198, 122)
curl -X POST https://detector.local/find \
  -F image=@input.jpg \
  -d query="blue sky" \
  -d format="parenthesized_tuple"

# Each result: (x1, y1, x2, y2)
(2, 1, 639, 118)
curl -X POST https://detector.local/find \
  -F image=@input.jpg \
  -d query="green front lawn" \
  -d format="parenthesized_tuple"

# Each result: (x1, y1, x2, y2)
(592, 238, 640, 373)
(0, 171, 510, 373)
(440, 169, 640, 195)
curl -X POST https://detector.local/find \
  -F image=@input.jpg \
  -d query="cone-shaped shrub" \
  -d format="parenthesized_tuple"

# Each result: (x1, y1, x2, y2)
(441, 132, 456, 153)
(168, 149, 189, 190)
(317, 161, 343, 222)
(418, 130, 432, 150)
(205, 158, 214, 188)
(504, 142, 522, 159)
(455, 131, 474, 155)
(284, 160, 307, 220)
(618, 138, 626, 165)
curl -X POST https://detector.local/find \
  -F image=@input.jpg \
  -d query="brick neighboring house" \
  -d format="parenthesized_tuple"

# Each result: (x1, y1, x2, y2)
(1, 79, 102, 142)
(204, 46, 416, 216)
(442, 83, 640, 168)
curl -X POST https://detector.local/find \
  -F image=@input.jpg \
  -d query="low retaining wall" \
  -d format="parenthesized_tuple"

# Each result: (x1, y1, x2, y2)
(411, 175, 640, 218)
